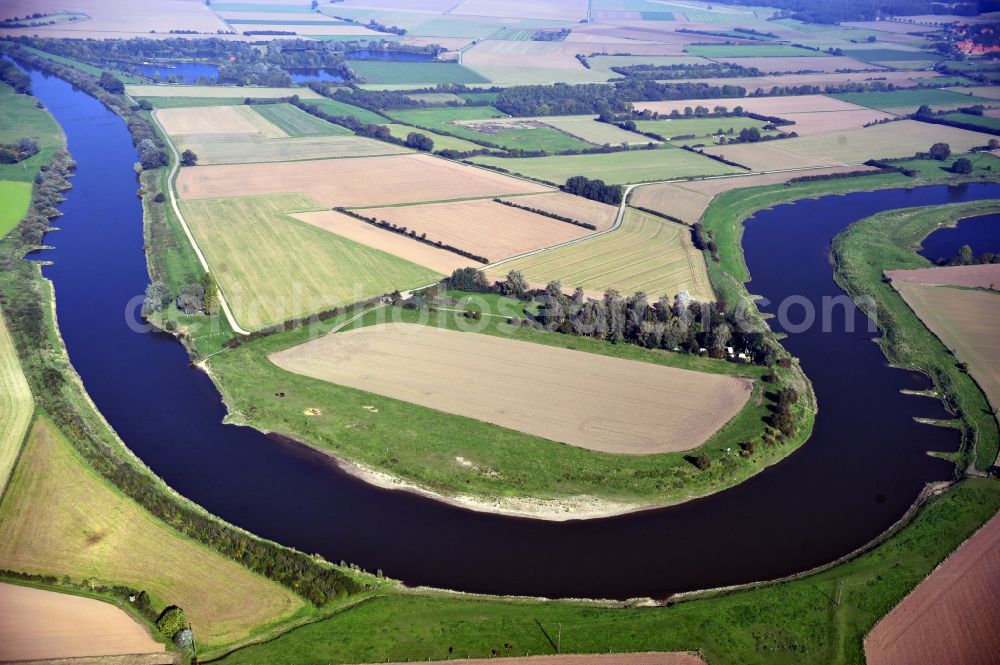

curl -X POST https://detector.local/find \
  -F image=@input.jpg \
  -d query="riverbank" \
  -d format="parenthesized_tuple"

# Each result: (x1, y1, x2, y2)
(832, 200, 1000, 471)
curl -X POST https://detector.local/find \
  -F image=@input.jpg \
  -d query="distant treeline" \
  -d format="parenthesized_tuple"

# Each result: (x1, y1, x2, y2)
(611, 62, 765, 80)
(725, 0, 979, 24)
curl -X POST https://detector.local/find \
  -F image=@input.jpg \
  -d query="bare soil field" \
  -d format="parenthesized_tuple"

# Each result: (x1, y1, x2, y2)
(176, 154, 550, 206)
(270, 323, 752, 454)
(865, 510, 1000, 665)
(450, 0, 588, 21)
(385, 653, 707, 665)
(499, 192, 618, 231)
(887, 264, 1000, 289)
(0, 0, 228, 38)
(292, 209, 474, 275)
(157, 105, 285, 138)
(462, 40, 608, 84)
(946, 85, 1000, 100)
(630, 165, 879, 224)
(175, 134, 409, 165)
(711, 56, 885, 73)
(360, 198, 593, 263)
(126, 85, 322, 99)
(891, 277, 1000, 422)
(777, 109, 897, 136)
(703, 120, 993, 170)
(677, 71, 938, 93)
(0, 583, 165, 662)
(633, 94, 869, 117)
(535, 115, 655, 145)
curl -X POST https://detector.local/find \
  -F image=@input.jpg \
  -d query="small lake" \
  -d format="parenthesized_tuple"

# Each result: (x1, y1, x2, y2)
(918, 212, 1000, 263)
(345, 49, 436, 61)
(130, 61, 219, 82)
(287, 67, 345, 83)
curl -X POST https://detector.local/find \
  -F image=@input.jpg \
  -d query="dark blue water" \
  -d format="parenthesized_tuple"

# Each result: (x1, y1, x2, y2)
(131, 62, 220, 83)
(19, 60, 1000, 599)
(287, 67, 346, 83)
(345, 49, 435, 62)
(918, 212, 1000, 264)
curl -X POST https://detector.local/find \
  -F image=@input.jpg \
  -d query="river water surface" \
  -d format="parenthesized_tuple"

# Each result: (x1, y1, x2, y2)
(18, 61, 1000, 599)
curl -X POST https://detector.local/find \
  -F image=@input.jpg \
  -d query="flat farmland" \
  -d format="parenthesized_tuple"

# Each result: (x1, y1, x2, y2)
(359, 198, 593, 263)
(157, 104, 285, 137)
(269, 323, 751, 454)
(0, 418, 305, 650)
(462, 40, 610, 84)
(179, 193, 442, 329)
(947, 85, 1000, 101)
(177, 154, 550, 206)
(703, 120, 994, 170)
(349, 61, 488, 85)
(685, 44, 825, 58)
(890, 274, 1000, 422)
(0, 181, 31, 237)
(0, 313, 32, 498)
(0, 583, 166, 662)
(470, 147, 739, 185)
(174, 133, 409, 165)
(865, 511, 1000, 665)
(292, 210, 473, 275)
(498, 192, 618, 231)
(302, 98, 388, 124)
(126, 84, 322, 99)
(674, 70, 938, 93)
(775, 109, 896, 136)
(251, 103, 351, 136)
(405, 92, 466, 105)
(832, 88, 992, 112)
(0, 0, 228, 37)
(634, 116, 770, 140)
(380, 123, 483, 152)
(717, 56, 883, 73)
(940, 112, 1000, 131)
(535, 115, 654, 145)
(887, 264, 1000, 289)
(633, 94, 868, 117)
(630, 165, 879, 224)
(382, 653, 706, 665)
(449, 0, 589, 21)
(488, 208, 714, 302)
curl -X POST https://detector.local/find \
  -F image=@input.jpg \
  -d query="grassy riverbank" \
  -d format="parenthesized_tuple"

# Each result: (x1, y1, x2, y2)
(832, 200, 1000, 471)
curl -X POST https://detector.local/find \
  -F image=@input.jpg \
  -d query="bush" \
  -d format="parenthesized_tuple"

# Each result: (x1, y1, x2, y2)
(951, 157, 973, 174)
(155, 606, 186, 639)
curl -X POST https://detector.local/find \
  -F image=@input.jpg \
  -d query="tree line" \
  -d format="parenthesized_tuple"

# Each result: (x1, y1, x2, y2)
(334, 207, 489, 263)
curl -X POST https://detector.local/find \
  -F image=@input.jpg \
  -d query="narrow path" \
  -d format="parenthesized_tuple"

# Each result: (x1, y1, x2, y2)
(149, 109, 251, 336)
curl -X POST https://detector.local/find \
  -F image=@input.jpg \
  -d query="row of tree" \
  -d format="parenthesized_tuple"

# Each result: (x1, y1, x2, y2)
(142, 273, 219, 316)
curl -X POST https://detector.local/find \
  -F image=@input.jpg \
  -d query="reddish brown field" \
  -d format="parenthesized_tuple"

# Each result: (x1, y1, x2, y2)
(0, 583, 166, 662)
(865, 510, 1000, 665)
(887, 263, 1000, 289)
(176, 154, 550, 207)
(498, 192, 618, 231)
(386, 653, 706, 665)
(0, 0, 228, 38)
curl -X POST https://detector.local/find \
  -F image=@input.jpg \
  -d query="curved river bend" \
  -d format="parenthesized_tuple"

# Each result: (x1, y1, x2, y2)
(21, 62, 1000, 600)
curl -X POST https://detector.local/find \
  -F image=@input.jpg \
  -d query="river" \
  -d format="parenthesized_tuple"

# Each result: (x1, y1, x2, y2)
(17, 60, 1000, 600)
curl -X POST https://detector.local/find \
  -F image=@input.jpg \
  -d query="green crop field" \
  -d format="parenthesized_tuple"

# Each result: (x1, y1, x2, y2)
(471, 146, 738, 184)
(634, 116, 770, 140)
(490, 208, 714, 301)
(940, 112, 1000, 131)
(0, 181, 32, 238)
(0, 84, 64, 183)
(179, 193, 441, 329)
(379, 124, 483, 152)
(685, 44, 826, 57)
(0, 314, 32, 497)
(137, 96, 246, 109)
(387, 106, 595, 151)
(302, 98, 388, 124)
(175, 134, 407, 165)
(0, 418, 306, 655)
(831, 88, 991, 112)
(843, 48, 943, 63)
(349, 61, 489, 85)
(250, 103, 352, 136)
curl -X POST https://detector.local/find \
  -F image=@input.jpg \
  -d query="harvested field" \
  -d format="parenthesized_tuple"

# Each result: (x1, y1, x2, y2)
(177, 154, 550, 206)
(0, 312, 32, 498)
(383, 654, 707, 665)
(499, 192, 618, 231)
(0, 0, 228, 37)
(775, 109, 896, 136)
(633, 94, 868, 117)
(292, 210, 474, 275)
(450, 0, 589, 21)
(0, 418, 305, 650)
(250, 103, 351, 136)
(488, 208, 714, 302)
(270, 323, 751, 454)
(535, 115, 654, 145)
(947, 85, 1000, 101)
(470, 147, 738, 185)
(865, 510, 1000, 665)
(634, 116, 770, 141)
(462, 40, 609, 84)
(380, 123, 483, 152)
(671, 71, 938, 94)
(360, 198, 593, 263)
(887, 264, 1000, 289)
(890, 274, 1000, 422)
(174, 133, 409, 165)
(125, 84, 322, 99)
(831, 88, 992, 112)
(702, 120, 994, 170)
(708, 56, 884, 73)
(157, 105, 285, 137)
(179, 193, 441, 329)
(630, 165, 879, 224)
(0, 583, 166, 662)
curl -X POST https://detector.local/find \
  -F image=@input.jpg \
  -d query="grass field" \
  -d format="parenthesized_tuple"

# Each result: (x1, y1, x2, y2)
(0, 417, 305, 653)
(0, 84, 64, 183)
(842, 48, 943, 64)
(136, 96, 246, 109)
(157, 105, 285, 137)
(891, 278, 1000, 444)
(303, 98, 388, 124)
(125, 85, 322, 99)
(349, 61, 489, 85)
(831, 88, 991, 112)
(179, 193, 442, 329)
(175, 133, 409, 165)
(832, 200, 1000, 471)
(536, 115, 653, 146)
(940, 112, 1000, 131)
(634, 116, 770, 141)
(405, 92, 466, 105)
(470, 146, 738, 185)
(379, 123, 484, 152)
(208, 478, 1000, 665)
(685, 44, 826, 57)
(488, 208, 714, 302)
(250, 103, 352, 136)
(388, 106, 594, 151)
(0, 181, 31, 238)
(271, 323, 751, 454)
(0, 313, 32, 498)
